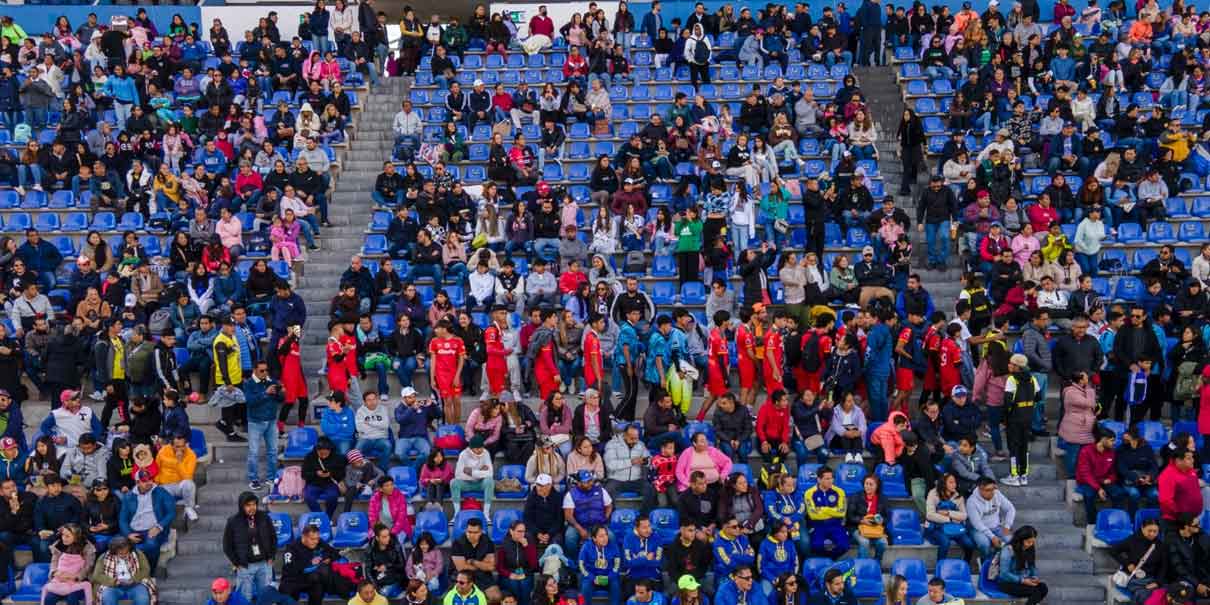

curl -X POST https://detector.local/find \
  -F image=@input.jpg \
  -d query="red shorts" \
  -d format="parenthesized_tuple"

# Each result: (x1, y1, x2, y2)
(895, 368, 916, 392)
(708, 362, 728, 396)
(738, 361, 757, 389)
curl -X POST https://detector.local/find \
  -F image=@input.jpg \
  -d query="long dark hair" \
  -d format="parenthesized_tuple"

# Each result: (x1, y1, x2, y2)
(1008, 525, 1037, 571)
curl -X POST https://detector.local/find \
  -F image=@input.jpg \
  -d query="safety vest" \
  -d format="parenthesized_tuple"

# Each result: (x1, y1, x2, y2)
(212, 332, 243, 386)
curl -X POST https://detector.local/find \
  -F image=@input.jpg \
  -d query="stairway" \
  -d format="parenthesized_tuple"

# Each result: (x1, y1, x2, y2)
(860, 64, 1104, 605)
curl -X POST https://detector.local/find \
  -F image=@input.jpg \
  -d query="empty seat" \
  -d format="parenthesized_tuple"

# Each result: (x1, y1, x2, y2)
(1093, 508, 1133, 545)
(284, 427, 318, 458)
(936, 559, 976, 598)
(888, 508, 924, 545)
(296, 512, 333, 542)
(3, 213, 29, 233)
(413, 510, 450, 545)
(331, 512, 370, 548)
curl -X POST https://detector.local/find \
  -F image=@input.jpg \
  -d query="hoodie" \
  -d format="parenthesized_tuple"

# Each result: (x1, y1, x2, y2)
(950, 445, 995, 485)
(61, 445, 110, 487)
(319, 405, 356, 443)
(870, 411, 909, 464)
(222, 492, 277, 567)
(1076, 443, 1118, 490)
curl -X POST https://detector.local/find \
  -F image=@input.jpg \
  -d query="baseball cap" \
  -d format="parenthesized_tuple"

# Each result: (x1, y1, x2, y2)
(951, 385, 968, 398)
(997, 128, 1010, 137)
(211, 578, 231, 592)
(574, 469, 595, 483)
(327, 391, 346, 404)
(400, 387, 417, 399)
(59, 390, 79, 404)
(468, 435, 486, 449)
(1009, 353, 1029, 368)
(134, 469, 154, 482)
(678, 575, 702, 591)
(861, 245, 875, 256)
(0, 437, 16, 450)
(534, 473, 553, 486)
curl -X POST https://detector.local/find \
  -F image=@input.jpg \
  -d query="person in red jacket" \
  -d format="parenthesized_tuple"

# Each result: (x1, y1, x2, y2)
(1075, 425, 1129, 525)
(483, 306, 513, 397)
(756, 389, 793, 462)
(528, 6, 554, 38)
(1159, 448, 1204, 523)
(562, 46, 589, 82)
(529, 310, 560, 401)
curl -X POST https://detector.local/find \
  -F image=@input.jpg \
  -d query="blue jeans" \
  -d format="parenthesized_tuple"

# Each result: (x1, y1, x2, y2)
(825, 50, 854, 67)
(926, 66, 955, 80)
(247, 420, 279, 483)
(235, 560, 273, 602)
(1075, 252, 1098, 277)
(1076, 483, 1129, 522)
(372, 191, 406, 207)
(394, 356, 419, 388)
(501, 577, 534, 605)
(580, 578, 621, 605)
(1058, 438, 1084, 480)
(533, 238, 560, 262)
(985, 405, 1004, 452)
(924, 222, 950, 266)
(406, 263, 443, 285)
(866, 372, 889, 421)
(26, 107, 47, 131)
(852, 530, 887, 562)
(356, 438, 391, 465)
(558, 358, 582, 391)
(394, 436, 431, 470)
(1030, 372, 1048, 433)
(1123, 484, 1158, 507)
(792, 437, 830, 464)
(719, 437, 753, 463)
(130, 529, 167, 572)
(926, 525, 976, 562)
(969, 527, 1001, 560)
(304, 483, 341, 517)
(101, 584, 150, 605)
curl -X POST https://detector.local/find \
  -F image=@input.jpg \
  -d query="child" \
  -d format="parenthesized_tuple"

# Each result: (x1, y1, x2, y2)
(160, 391, 190, 443)
(1125, 358, 1158, 425)
(649, 440, 678, 506)
(270, 215, 301, 263)
(888, 233, 913, 291)
(418, 449, 453, 505)
(131, 443, 158, 480)
(122, 397, 162, 448)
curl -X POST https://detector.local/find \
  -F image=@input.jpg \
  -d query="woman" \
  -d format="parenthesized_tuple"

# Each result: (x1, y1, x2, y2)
(525, 436, 566, 485)
(829, 253, 860, 304)
(418, 450, 452, 504)
(41, 524, 96, 605)
(846, 110, 878, 161)
(674, 206, 703, 286)
(497, 520, 539, 604)
(886, 575, 909, 605)
(1167, 326, 1205, 420)
(404, 532, 444, 593)
(717, 471, 765, 537)
(1112, 518, 1166, 604)
(403, 579, 438, 605)
(364, 524, 409, 597)
(847, 475, 889, 562)
(675, 432, 733, 492)
(25, 436, 61, 493)
(802, 252, 831, 307)
(758, 522, 799, 594)
(577, 526, 622, 604)
(760, 178, 791, 248)
(91, 537, 153, 605)
(500, 396, 539, 465)
(368, 475, 411, 539)
(1058, 371, 1098, 479)
(771, 573, 808, 605)
(826, 391, 868, 462)
(566, 435, 604, 480)
(995, 526, 1048, 605)
(84, 480, 120, 551)
(897, 108, 926, 195)
(538, 392, 574, 457)
(924, 473, 976, 563)
(532, 575, 561, 605)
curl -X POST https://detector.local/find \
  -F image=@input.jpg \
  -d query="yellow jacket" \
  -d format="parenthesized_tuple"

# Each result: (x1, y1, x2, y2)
(154, 445, 197, 485)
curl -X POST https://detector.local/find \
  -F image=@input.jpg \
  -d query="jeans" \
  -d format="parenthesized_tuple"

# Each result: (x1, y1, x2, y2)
(985, 405, 1004, 452)
(305, 483, 341, 517)
(394, 436, 431, 470)
(1076, 483, 1129, 522)
(1030, 372, 1048, 433)
(25, 107, 47, 131)
(1123, 484, 1159, 507)
(372, 191, 406, 207)
(924, 222, 951, 266)
(236, 561, 274, 602)
(580, 577, 621, 605)
(406, 263, 443, 285)
(969, 527, 1002, 560)
(533, 238, 561, 262)
(101, 584, 151, 605)
(925, 525, 976, 562)
(718, 437, 753, 463)
(46, 590, 86, 605)
(247, 420, 279, 483)
(538, 145, 564, 172)
(394, 356, 419, 389)
(1058, 438, 1084, 480)
(501, 577, 533, 605)
(130, 529, 167, 572)
(825, 50, 854, 67)
(356, 438, 391, 465)
(557, 358, 581, 391)
(1075, 252, 1098, 277)
(114, 102, 133, 131)
(866, 372, 889, 422)
(926, 65, 955, 80)
(852, 530, 887, 562)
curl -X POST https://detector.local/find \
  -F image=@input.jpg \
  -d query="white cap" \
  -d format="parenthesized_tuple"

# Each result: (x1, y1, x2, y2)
(473, 78, 484, 87)
(124, 293, 137, 307)
(534, 474, 553, 486)
(400, 387, 417, 399)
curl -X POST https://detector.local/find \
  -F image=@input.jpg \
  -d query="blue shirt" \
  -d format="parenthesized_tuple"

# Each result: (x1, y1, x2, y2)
(615, 321, 641, 369)
(865, 323, 893, 376)
(645, 329, 672, 384)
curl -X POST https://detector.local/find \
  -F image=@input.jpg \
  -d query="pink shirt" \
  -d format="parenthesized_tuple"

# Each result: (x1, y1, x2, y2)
(216, 216, 243, 249)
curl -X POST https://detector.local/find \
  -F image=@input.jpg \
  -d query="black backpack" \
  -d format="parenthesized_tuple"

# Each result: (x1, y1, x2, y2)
(801, 332, 822, 373)
(693, 39, 710, 64)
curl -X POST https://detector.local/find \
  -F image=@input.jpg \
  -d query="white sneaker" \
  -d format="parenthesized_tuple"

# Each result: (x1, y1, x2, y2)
(13, 187, 24, 196)
(186, 507, 199, 521)
(843, 453, 853, 463)
(1019, 475, 1029, 486)
(89, 391, 105, 401)
(855, 453, 864, 464)
(1000, 475, 1022, 487)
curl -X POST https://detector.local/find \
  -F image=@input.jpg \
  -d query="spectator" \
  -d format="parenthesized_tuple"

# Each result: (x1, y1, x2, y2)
(452, 436, 495, 516)
(279, 525, 355, 605)
(91, 536, 154, 605)
(966, 477, 1015, 560)
(1076, 425, 1130, 525)
(604, 424, 657, 510)
(1112, 518, 1166, 603)
(1158, 448, 1202, 523)
(847, 475, 889, 563)
(341, 450, 383, 513)
(1117, 427, 1160, 507)
(302, 437, 346, 518)
(117, 470, 174, 572)
(563, 470, 613, 555)
(449, 518, 500, 602)
(364, 524, 408, 597)
(153, 431, 198, 522)
(578, 526, 623, 603)
(222, 492, 277, 601)
(994, 526, 1049, 605)
(805, 467, 848, 558)
(41, 523, 95, 605)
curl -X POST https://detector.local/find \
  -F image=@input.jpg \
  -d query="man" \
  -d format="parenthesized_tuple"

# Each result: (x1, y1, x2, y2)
(92, 319, 128, 429)
(279, 525, 354, 605)
(244, 361, 282, 490)
(712, 517, 756, 579)
(222, 491, 277, 601)
(915, 578, 959, 605)
(118, 470, 175, 572)
(429, 319, 467, 424)
(916, 171, 958, 270)
(864, 308, 896, 420)
(563, 469, 613, 555)
(1075, 425, 1129, 525)
(16, 229, 61, 292)
(443, 571, 488, 605)
(450, 518, 499, 602)
(155, 431, 199, 521)
(678, 471, 718, 540)
(1159, 448, 1203, 523)
(809, 568, 858, 605)
(1001, 354, 1039, 486)
(623, 516, 663, 593)
(1019, 310, 1053, 436)
(941, 385, 981, 442)
(950, 435, 994, 496)
(715, 565, 766, 605)
(966, 477, 1015, 560)
(604, 424, 658, 510)
(627, 579, 666, 605)
(0, 478, 34, 553)
(38, 390, 103, 453)
(855, 0, 883, 66)
(213, 317, 246, 441)
(353, 392, 390, 466)
(805, 467, 848, 558)
(393, 387, 439, 470)
(60, 433, 107, 499)
(664, 522, 712, 593)
(1053, 313, 1104, 392)
(615, 308, 644, 421)
(92, 536, 154, 605)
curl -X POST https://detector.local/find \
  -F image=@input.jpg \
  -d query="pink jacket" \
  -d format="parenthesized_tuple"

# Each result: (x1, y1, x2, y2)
(674, 445, 733, 492)
(368, 487, 412, 537)
(216, 216, 243, 249)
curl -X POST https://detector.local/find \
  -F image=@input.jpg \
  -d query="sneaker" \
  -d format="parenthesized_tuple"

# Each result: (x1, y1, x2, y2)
(249, 481, 262, 491)
(13, 186, 24, 196)
(89, 390, 105, 401)
(854, 452, 864, 463)
(227, 433, 248, 443)
(1000, 475, 1022, 487)
(990, 452, 1009, 462)
(1019, 475, 1029, 486)
(843, 453, 854, 463)
(185, 507, 199, 522)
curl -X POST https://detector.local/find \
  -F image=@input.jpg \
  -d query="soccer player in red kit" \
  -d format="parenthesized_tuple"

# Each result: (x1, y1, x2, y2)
(583, 313, 607, 394)
(700, 310, 732, 421)
(429, 319, 467, 424)
(939, 322, 965, 398)
(763, 312, 788, 404)
(797, 315, 835, 395)
(893, 311, 927, 418)
(530, 310, 561, 400)
(483, 306, 512, 396)
(736, 308, 759, 408)
(921, 311, 947, 405)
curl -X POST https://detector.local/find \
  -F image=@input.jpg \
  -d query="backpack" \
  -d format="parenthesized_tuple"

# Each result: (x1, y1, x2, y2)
(276, 466, 305, 499)
(759, 457, 787, 491)
(1174, 360, 1200, 401)
(148, 309, 172, 337)
(692, 38, 710, 64)
(801, 332, 822, 373)
(624, 251, 646, 274)
(12, 124, 30, 144)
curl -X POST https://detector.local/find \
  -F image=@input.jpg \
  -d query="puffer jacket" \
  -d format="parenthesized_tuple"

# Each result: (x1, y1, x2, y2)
(870, 411, 909, 464)
(1057, 383, 1097, 446)
(364, 533, 409, 589)
(367, 486, 411, 537)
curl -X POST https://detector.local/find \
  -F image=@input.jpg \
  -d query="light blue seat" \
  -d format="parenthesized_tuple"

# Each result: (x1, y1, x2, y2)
(892, 559, 928, 600)
(876, 463, 909, 498)
(331, 512, 370, 548)
(649, 508, 679, 545)
(413, 510, 450, 545)
(296, 512, 333, 542)
(270, 512, 293, 547)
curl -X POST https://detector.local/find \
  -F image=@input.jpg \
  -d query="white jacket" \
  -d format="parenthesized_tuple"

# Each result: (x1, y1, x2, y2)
(331, 6, 356, 34)
(455, 448, 494, 480)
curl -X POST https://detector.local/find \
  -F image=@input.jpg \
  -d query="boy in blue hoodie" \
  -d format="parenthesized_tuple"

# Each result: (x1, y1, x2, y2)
(578, 526, 622, 604)
(758, 520, 798, 593)
(712, 516, 756, 578)
(319, 391, 355, 453)
(622, 515, 663, 590)
(159, 390, 190, 443)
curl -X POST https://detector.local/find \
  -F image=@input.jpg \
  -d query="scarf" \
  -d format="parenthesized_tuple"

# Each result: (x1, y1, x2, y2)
(100, 552, 158, 605)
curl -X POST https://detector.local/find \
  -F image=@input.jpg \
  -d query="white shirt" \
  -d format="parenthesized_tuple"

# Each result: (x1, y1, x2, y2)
(355, 404, 390, 440)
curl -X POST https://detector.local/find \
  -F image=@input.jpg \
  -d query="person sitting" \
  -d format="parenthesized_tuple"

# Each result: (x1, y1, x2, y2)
(994, 526, 1049, 605)
(757, 521, 799, 595)
(805, 467, 849, 558)
(451, 436, 495, 517)
(363, 524, 408, 598)
(1075, 425, 1130, 525)
(846, 475, 890, 563)
(118, 470, 174, 573)
(341, 449, 383, 513)
(563, 470, 613, 555)
(279, 525, 355, 605)
(765, 473, 810, 558)
(716, 565, 767, 605)
(348, 580, 388, 605)
(712, 515, 756, 579)
(84, 480, 120, 553)
(302, 437, 347, 518)
(91, 536, 154, 605)
(915, 577, 958, 605)
(153, 431, 198, 522)
(41, 523, 95, 605)
(808, 568, 858, 605)
(966, 477, 1016, 561)
(443, 571, 487, 605)
(366, 476, 410, 541)
(950, 435, 995, 496)
(1116, 427, 1160, 506)
(577, 525, 623, 603)
(1111, 518, 1166, 604)
(449, 518, 500, 602)
(34, 474, 84, 563)
(604, 424, 658, 511)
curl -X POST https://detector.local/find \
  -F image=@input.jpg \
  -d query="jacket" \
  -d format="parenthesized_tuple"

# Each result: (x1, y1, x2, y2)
(364, 534, 409, 589)
(675, 446, 732, 492)
(302, 449, 347, 487)
(523, 487, 564, 536)
(1166, 531, 1210, 586)
(1075, 443, 1117, 490)
(61, 445, 109, 486)
(1113, 533, 1167, 582)
(1158, 463, 1202, 520)
(320, 405, 356, 442)
(941, 401, 982, 442)
(870, 411, 909, 464)
(966, 490, 1015, 540)
(367, 487, 411, 537)
(243, 377, 283, 424)
(711, 530, 755, 577)
(117, 486, 175, 535)
(1019, 323, 1052, 373)
(622, 529, 663, 579)
(1057, 383, 1097, 445)
(717, 578, 769, 605)
(1117, 441, 1159, 487)
(222, 492, 277, 566)
(604, 435, 650, 483)
(951, 446, 995, 484)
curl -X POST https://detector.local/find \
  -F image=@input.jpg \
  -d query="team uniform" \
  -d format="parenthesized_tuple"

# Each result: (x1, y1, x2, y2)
(762, 328, 784, 399)
(736, 323, 758, 389)
(707, 327, 729, 397)
(428, 336, 466, 403)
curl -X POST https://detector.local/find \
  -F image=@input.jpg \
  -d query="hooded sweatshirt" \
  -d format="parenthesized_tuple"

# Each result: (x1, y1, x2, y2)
(870, 411, 909, 464)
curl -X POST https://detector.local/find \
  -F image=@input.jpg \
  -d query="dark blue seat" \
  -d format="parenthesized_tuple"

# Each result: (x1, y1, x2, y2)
(888, 508, 924, 544)
(413, 510, 450, 545)
(936, 559, 976, 598)
(892, 559, 928, 600)
(331, 512, 370, 548)
(296, 512, 333, 542)
(1093, 508, 1132, 545)
(681, 282, 706, 305)
(876, 463, 909, 498)
(2, 213, 29, 233)
(284, 427, 318, 458)
(388, 466, 418, 498)
(34, 214, 59, 232)
(270, 512, 293, 547)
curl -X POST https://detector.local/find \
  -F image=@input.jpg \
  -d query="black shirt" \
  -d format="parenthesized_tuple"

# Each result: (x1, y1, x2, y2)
(450, 534, 496, 588)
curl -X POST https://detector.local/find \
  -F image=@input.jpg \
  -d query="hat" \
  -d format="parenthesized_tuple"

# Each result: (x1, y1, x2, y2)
(59, 390, 79, 404)
(346, 449, 364, 464)
(861, 245, 875, 256)
(134, 469, 154, 482)
(91, 478, 108, 489)
(468, 435, 486, 449)
(0, 437, 16, 450)
(534, 473, 553, 486)
(977, 190, 991, 199)
(400, 387, 417, 399)
(536, 181, 551, 195)
(951, 385, 969, 398)
(574, 469, 595, 483)
(211, 578, 231, 593)
(710, 160, 722, 169)
(997, 128, 1010, 137)
(678, 575, 702, 591)
(902, 430, 919, 445)
(79, 434, 97, 446)
(538, 436, 554, 448)
(124, 293, 137, 308)
(1009, 353, 1029, 368)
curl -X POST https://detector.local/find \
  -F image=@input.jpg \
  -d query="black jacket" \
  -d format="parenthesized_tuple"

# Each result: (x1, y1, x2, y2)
(302, 449, 347, 487)
(522, 488, 564, 536)
(1165, 531, 1210, 586)
(0, 491, 36, 537)
(916, 186, 958, 224)
(1113, 323, 1162, 368)
(281, 537, 342, 584)
(85, 494, 120, 537)
(223, 492, 278, 567)
(663, 536, 713, 581)
(364, 534, 409, 588)
(1114, 533, 1167, 582)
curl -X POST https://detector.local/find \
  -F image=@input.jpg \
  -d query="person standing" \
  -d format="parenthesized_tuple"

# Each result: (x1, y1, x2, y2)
(483, 305, 519, 399)
(213, 317, 246, 442)
(429, 319, 466, 424)
(222, 491, 277, 601)
(1001, 354, 1040, 486)
(684, 24, 711, 90)
(897, 110, 925, 196)
(243, 361, 282, 491)
(93, 320, 128, 430)
(855, 0, 884, 66)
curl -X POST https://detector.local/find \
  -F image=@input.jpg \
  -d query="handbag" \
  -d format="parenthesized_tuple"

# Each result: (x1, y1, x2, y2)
(774, 219, 790, 234)
(1112, 543, 1155, 589)
(802, 415, 825, 451)
(858, 521, 887, 540)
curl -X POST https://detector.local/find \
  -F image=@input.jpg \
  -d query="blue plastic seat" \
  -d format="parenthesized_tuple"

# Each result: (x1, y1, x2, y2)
(566, 163, 590, 181)
(13, 563, 49, 602)
(876, 463, 909, 498)
(1134, 507, 1160, 531)
(652, 255, 676, 277)
(118, 212, 144, 231)
(892, 559, 928, 600)
(1094, 509, 1133, 545)
(1113, 277, 1145, 302)
(495, 464, 529, 499)
(140, 236, 162, 257)
(0, 191, 17, 210)
(1147, 222, 1177, 243)
(388, 466, 419, 498)
(2, 213, 28, 234)
(682, 421, 715, 445)
(732, 463, 753, 484)
(681, 282, 706, 305)
(836, 463, 866, 495)
(797, 463, 822, 490)
(33, 214, 59, 232)
(650, 281, 676, 304)
(1116, 222, 1144, 243)
(1180, 222, 1207, 243)
(284, 427, 318, 458)
(363, 234, 387, 255)
(489, 509, 523, 543)
(1132, 248, 1156, 272)
(413, 510, 450, 545)
(611, 509, 638, 538)
(296, 512, 333, 542)
(270, 512, 293, 547)
(889, 508, 924, 544)
(20, 190, 46, 209)
(89, 212, 115, 231)
(1138, 420, 1169, 450)
(936, 559, 976, 598)
(51, 236, 74, 257)
(850, 559, 882, 598)
(1167, 197, 1191, 218)
(846, 227, 870, 248)
(649, 508, 679, 545)
(331, 512, 370, 548)
(452, 510, 488, 541)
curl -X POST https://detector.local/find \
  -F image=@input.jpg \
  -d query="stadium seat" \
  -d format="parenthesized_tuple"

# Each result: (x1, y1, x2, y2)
(876, 463, 909, 498)
(1134, 508, 1160, 531)
(892, 559, 928, 600)
(413, 510, 450, 545)
(611, 509, 638, 538)
(495, 464, 528, 499)
(363, 235, 387, 255)
(0, 191, 17, 210)
(490, 509, 523, 543)
(649, 508, 679, 544)
(1167, 197, 1191, 218)
(90, 212, 115, 231)
(797, 463, 822, 490)
(889, 508, 924, 545)
(12, 563, 49, 602)
(332, 512, 370, 548)
(2, 213, 29, 233)
(296, 512, 333, 542)
(1180, 222, 1207, 243)
(1093, 509, 1132, 545)
(978, 558, 1012, 599)
(851, 559, 883, 598)
(1147, 222, 1177, 243)
(1138, 421, 1169, 450)
(836, 463, 866, 495)
(846, 228, 870, 248)
(270, 512, 293, 547)
(652, 255, 676, 277)
(1193, 197, 1210, 217)
(20, 190, 46, 209)
(1113, 277, 1145, 303)
(681, 282, 706, 305)
(453, 510, 488, 541)
(284, 427, 318, 458)
(732, 463, 753, 484)
(118, 212, 144, 231)
(34, 214, 59, 232)
(936, 559, 976, 598)
(388, 466, 418, 498)
(650, 281, 676, 305)
(435, 425, 466, 454)
(1116, 222, 1144, 243)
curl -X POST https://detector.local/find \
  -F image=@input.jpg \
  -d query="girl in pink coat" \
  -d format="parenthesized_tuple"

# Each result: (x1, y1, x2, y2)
(270, 215, 301, 262)
(368, 477, 413, 538)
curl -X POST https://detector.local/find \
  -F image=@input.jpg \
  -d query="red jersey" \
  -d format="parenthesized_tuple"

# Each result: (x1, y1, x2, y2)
(763, 329, 784, 384)
(584, 330, 603, 387)
(709, 328, 729, 365)
(736, 325, 756, 366)
(939, 337, 963, 393)
(923, 325, 944, 390)
(428, 337, 466, 384)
